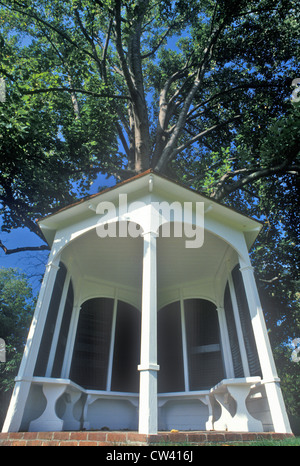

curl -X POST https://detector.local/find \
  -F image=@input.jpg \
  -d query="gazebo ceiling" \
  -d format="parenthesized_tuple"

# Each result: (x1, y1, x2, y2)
(62, 227, 143, 290)
(157, 230, 228, 290)
(61, 224, 229, 294)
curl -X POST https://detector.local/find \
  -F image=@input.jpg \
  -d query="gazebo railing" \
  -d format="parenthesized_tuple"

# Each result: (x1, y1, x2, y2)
(24, 376, 265, 433)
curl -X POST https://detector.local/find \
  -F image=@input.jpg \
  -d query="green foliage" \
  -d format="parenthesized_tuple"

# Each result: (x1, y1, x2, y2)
(273, 344, 300, 419)
(0, 268, 35, 425)
(0, 268, 35, 426)
(0, 2, 120, 237)
(1, 1, 299, 208)
(0, 268, 34, 386)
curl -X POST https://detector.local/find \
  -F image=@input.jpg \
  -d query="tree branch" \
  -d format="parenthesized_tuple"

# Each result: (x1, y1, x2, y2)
(259, 276, 280, 284)
(74, 8, 103, 77)
(114, 0, 137, 99)
(0, 1, 96, 62)
(116, 121, 130, 158)
(155, 16, 227, 171)
(213, 162, 299, 201)
(151, 65, 191, 164)
(141, 20, 178, 59)
(102, 18, 113, 78)
(173, 115, 242, 157)
(22, 86, 130, 100)
(0, 240, 50, 255)
(186, 80, 290, 121)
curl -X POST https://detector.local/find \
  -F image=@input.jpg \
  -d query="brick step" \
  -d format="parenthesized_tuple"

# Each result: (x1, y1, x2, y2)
(0, 431, 294, 446)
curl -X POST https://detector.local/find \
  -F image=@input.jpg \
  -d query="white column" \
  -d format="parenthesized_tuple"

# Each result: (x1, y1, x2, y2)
(138, 230, 160, 435)
(2, 257, 61, 432)
(239, 258, 292, 433)
(238, 263, 276, 379)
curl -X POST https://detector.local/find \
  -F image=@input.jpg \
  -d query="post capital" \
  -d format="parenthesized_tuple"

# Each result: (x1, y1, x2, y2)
(138, 363, 160, 372)
(46, 261, 60, 272)
(141, 230, 159, 238)
(239, 265, 254, 274)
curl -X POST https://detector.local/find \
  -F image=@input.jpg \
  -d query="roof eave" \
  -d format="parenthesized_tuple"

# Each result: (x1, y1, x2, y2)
(37, 169, 263, 248)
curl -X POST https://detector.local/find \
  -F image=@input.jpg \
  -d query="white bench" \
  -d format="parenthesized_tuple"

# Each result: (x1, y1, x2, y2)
(27, 376, 263, 432)
(158, 390, 212, 430)
(82, 390, 139, 430)
(209, 377, 263, 431)
(28, 377, 83, 432)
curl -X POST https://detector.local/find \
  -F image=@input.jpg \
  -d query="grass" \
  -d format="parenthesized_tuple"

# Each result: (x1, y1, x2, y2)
(157, 436, 300, 447)
(225, 436, 300, 446)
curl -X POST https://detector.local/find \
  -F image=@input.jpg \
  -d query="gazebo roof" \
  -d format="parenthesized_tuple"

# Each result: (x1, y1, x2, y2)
(38, 169, 263, 249)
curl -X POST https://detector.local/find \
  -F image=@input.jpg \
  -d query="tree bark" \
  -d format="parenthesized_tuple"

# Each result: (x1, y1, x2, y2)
(114, 0, 151, 172)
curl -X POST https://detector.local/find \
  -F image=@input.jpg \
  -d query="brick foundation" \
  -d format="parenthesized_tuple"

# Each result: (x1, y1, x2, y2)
(0, 431, 294, 446)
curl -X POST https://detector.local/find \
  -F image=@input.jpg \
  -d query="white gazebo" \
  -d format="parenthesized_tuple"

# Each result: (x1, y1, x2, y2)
(2, 170, 291, 435)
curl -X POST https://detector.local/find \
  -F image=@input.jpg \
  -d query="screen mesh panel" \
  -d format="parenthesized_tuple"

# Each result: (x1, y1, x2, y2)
(185, 299, 224, 390)
(224, 282, 244, 378)
(34, 262, 67, 376)
(70, 298, 114, 390)
(111, 301, 141, 393)
(158, 301, 185, 393)
(51, 280, 74, 378)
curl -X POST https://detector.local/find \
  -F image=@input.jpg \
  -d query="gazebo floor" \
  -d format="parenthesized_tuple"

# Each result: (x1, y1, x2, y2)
(0, 430, 294, 446)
